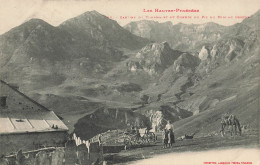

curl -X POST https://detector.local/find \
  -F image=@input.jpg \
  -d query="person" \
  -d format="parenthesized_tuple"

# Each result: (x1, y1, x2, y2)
(162, 129, 168, 148)
(165, 120, 174, 131)
(165, 120, 175, 147)
(98, 134, 102, 146)
(136, 128, 141, 141)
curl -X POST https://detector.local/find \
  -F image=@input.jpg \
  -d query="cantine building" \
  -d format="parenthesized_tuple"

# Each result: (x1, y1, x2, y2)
(0, 80, 68, 155)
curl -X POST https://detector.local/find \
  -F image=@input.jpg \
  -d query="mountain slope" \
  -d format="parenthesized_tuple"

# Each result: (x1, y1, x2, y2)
(124, 20, 226, 51)
(0, 10, 259, 141)
(0, 19, 73, 66)
(0, 11, 151, 137)
(59, 10, 149, 50)
(124, 9, 259, 53)
(119, 10, 260, 135)
(0, 10, 151, 91)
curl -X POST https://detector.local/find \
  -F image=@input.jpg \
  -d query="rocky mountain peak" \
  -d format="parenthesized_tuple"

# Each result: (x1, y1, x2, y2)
(126, 42, 182, 75)
(59, 10, 148, 50)
(139, 41, 178, 59)
(150, 41, 171, 52)
(173, 53, 200, 73)
(24, 18, 51, 26)
(84, 10, 102, 16)
(1, 18, 54, 40)
(198, 46, 210, 60)
(0, 17, 71, 63)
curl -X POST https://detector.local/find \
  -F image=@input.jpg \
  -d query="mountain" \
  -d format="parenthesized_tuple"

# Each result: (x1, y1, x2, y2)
(118, 10, 260, 136)
(0, 11, 150, 90)
(241, 9, 260, 30)
(0, 10, 259, 141)
(124, 9, 260, 53)
(126, 42, 182, 75)
(0, 19, 72, 65)
(124, 20, 226, 51)
(59, 10, 149, 50)
(124, 20, 174, 40)
(0, 11, 150, 136)
(170, 12, 260, 137)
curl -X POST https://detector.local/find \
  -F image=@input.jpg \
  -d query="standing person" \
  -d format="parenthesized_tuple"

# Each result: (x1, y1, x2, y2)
(136, 128, 141, 141)
(162, 129, 169, 148)
(165, 120, 175, 147)
(98, 134, 102, 146)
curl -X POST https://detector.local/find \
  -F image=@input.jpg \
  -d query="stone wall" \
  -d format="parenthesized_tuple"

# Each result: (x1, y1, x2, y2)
(0, 141, 104, 165)
(1, 147, 65, 165)
(65, 140, 103, 165)
(0, 131, 67, 155)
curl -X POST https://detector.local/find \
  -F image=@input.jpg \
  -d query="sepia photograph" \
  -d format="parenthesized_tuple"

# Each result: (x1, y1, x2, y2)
(0, 0, 259, 164)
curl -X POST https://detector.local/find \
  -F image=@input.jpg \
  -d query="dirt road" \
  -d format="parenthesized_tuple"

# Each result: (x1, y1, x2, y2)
(129, 148, 260, 165)
(104, 130, 259, 164)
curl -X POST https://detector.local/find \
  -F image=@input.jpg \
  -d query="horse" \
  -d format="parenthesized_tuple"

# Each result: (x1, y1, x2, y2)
(220, 113, 241, 137)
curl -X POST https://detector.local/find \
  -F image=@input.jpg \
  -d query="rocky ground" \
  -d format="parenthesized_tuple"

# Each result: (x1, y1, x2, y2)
(103, 130, 259, 164)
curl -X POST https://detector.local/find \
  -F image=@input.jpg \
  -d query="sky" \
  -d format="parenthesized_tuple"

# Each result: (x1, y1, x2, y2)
(0, 0, 259, 34)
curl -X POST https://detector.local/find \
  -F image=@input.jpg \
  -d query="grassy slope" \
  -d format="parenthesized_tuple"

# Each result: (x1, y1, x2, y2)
(174, 47, 260, 137)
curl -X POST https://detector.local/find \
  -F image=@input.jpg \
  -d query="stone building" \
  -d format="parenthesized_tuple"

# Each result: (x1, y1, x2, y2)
(0, 80, 68, 155)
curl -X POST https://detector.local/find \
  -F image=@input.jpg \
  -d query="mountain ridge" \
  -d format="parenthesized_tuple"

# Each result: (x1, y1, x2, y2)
(0, 9, 259, 141)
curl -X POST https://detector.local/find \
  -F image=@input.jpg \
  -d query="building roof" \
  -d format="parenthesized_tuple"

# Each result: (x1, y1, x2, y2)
(0, 80, 68, 135)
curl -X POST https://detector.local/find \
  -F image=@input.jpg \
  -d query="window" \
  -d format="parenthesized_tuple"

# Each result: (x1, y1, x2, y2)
(16, 119, 24, 122)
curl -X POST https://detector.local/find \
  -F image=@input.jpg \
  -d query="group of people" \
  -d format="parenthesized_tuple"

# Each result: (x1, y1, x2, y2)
(162, 120, 175, 148)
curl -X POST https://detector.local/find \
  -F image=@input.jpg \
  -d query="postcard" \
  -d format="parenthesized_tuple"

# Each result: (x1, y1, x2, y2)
(0, 0, 259, 165)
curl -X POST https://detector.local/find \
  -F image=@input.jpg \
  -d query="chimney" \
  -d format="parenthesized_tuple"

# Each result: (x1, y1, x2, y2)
(0, 96, 7, 107)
